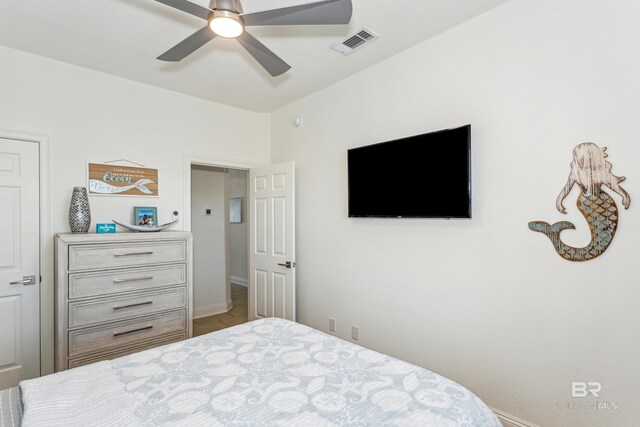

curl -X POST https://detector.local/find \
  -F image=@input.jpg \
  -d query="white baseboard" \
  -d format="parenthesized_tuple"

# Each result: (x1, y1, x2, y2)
(230, 276, 248, 286)
(491, 407, 539, 427)
(193, 302, 230, 319)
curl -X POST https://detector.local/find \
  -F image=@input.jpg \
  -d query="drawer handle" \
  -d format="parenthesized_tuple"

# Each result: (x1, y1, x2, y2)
(113, 275, 154, 284)
(113, 325, 153, 337)
(113, 251, 154, 257)
(113, 300, 153, 310)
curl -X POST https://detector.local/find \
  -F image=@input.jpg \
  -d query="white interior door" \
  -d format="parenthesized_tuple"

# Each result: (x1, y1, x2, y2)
(249, 162, 295, 321)
(0, 138, 40, 388)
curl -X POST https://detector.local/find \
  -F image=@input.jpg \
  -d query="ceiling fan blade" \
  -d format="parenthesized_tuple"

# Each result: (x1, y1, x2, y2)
(157, 26, 216, 62)
(236, 32, 291, 77)
(154, 0, 212, 20)
(241, 0, 352, 27)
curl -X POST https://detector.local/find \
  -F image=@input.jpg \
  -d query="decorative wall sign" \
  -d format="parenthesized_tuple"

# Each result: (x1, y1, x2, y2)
(528, 143, 631, 262)
(88, 163, 158, 196)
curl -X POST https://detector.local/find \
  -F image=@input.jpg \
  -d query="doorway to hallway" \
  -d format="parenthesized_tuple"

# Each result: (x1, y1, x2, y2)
(190, 165, 249, 333)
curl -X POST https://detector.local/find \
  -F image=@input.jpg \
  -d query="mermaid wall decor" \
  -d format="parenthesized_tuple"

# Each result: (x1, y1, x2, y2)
(528, 143, 631, 262)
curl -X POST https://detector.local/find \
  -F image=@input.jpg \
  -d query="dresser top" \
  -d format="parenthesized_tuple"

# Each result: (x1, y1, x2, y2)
(56, 230, 192, 243)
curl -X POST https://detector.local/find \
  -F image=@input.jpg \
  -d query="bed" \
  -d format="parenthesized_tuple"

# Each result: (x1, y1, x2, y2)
(7, 318, 501, 426)
(0, 387, 21, 427)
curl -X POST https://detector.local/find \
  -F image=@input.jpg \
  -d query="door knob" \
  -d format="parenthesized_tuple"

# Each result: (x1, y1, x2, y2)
(277, 261, 295, 269)
(10, 275, 36, 285)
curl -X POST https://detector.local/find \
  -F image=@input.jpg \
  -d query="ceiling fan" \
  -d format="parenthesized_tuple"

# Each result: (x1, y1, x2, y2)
(153, 0, 353, 76)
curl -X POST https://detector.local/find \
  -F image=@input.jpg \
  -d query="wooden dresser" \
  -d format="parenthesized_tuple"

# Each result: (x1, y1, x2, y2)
(54, 231, 192, 371)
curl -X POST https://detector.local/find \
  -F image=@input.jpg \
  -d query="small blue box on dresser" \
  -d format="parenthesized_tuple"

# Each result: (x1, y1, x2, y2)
(96, 223, 116, 233)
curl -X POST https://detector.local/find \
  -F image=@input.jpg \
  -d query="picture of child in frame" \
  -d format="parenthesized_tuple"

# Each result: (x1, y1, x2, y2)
(134, 207, 157, 226)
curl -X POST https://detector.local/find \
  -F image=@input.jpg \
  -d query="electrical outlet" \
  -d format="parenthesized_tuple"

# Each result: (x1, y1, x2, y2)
(352, 325, 360, 341)
(329, 318, 336, 332)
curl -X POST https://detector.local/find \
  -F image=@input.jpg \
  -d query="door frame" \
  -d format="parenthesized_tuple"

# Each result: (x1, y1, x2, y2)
(0, 128, 54, 376)
(182, 154, 256, 313)
(182, 154, 257, 232)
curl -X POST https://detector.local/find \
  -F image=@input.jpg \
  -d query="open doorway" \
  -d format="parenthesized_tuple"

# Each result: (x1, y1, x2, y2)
(190, 165, 249, 336)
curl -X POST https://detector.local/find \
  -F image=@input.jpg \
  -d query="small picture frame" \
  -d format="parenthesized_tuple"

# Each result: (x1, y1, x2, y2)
(133, 206, 158, 226)
(229, 197, 242, 223)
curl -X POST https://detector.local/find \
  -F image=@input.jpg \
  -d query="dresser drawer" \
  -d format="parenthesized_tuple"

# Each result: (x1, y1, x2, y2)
(68, 264, 186, 299)
(68, 241, 186, 271)
(68, 310, 187, 357)
(68, 332, 187, 369)
(68, 287, 187, 328)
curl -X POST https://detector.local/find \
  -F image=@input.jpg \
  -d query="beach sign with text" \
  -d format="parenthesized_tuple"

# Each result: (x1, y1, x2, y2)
(88, 163, 159, 196)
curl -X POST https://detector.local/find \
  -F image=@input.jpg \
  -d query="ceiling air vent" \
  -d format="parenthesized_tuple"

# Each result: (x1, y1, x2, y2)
(331, 28, 379, 56)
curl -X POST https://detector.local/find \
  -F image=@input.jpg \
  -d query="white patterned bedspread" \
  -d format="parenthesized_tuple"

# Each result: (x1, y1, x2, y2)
(0, 387, 21, 427)
(21, 318, 501, 426)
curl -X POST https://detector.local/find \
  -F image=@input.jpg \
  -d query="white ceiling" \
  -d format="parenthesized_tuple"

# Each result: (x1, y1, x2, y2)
(0, 0, 509, 112)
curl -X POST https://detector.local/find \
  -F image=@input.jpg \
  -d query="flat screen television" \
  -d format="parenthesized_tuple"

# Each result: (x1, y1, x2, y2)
(348, 124, 471, 218)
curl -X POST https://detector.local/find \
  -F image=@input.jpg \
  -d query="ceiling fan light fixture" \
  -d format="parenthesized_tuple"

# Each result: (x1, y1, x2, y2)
(209, 10, 244, 39)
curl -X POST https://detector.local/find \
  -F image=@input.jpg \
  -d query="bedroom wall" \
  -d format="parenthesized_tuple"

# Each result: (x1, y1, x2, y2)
(0, 45, 270, 234)
(270, 0, 640, 425)
(191, 166, 229, 318)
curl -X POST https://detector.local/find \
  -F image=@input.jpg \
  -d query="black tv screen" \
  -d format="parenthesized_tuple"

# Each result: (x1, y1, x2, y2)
(348, 124, 471, 218)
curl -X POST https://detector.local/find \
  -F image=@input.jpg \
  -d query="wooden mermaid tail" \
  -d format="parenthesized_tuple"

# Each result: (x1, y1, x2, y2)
(528, 190, 618, 262)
